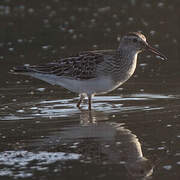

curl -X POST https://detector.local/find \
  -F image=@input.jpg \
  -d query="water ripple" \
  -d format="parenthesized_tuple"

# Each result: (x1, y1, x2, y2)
(0, 93, 176, 121)
(0, 151, 80, 178)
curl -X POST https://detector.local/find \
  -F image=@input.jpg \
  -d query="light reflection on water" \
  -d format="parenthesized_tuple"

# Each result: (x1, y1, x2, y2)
(0, 151, 81, 178)
(0, 87, 180, 179)
(0, 92, 176, 121)
(0, 111, 154, 179)
(0, 0, 180, 179)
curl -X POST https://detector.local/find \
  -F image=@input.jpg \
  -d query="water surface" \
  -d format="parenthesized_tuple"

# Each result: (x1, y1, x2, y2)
(0, 0, 180, 180)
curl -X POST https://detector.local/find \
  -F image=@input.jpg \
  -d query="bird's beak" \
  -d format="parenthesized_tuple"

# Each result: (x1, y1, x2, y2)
(145, 43, 167, 61)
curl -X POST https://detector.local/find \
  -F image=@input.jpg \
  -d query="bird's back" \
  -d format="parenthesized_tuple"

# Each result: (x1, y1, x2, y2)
(13, 49, 116, 80)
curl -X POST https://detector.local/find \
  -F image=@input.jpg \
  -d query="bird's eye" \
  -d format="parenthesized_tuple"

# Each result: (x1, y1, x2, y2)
(133, 38, 137, 43)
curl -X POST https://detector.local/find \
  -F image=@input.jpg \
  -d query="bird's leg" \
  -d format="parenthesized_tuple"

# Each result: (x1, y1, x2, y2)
(77, 94, 85, 109)
(88, 95, 92, 111)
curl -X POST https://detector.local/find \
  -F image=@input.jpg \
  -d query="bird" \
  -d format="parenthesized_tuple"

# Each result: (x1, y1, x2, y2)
(12, 32, 167, 110)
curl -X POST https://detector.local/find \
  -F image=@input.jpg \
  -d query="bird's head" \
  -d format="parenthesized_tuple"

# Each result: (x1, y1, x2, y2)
(119, 32, 167, 60)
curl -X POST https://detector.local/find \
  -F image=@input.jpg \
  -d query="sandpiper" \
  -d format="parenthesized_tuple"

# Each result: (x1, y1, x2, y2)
(12, 32, 167, 110)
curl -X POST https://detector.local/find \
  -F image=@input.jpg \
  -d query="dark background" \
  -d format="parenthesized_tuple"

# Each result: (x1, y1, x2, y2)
(0, 0, 179, 85)
(0, 1, 180, 180)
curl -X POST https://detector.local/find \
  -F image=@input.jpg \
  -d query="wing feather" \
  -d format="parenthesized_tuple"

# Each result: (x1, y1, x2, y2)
(13, 50, 116, 80)
(27, 51, 107, 79)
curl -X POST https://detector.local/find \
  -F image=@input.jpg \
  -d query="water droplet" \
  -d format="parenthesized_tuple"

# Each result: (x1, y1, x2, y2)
(157, 2, 164, 8)
(158, 146, 165, 150)
(68, 29, 74, 34)
(163, 165, 172, 170)
(166, 124, 172, 127)
(37, 88, 45, 92)
(0, 56, 4, 60)
(9, 47, 14, 52)
(17, 110, 25, 113)
(28, 8, 35, 14)
(98, 6, 111, 13)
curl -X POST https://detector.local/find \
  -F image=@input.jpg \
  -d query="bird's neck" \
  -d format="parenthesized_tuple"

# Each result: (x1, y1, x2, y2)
(114, 47, 139, 70)
(117, 46, 139, 61)
(109, 47, 139, 84)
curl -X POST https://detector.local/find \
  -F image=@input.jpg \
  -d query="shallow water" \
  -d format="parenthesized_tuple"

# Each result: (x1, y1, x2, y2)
(1, 0, 180, 180)
(1, 80, 180, 180)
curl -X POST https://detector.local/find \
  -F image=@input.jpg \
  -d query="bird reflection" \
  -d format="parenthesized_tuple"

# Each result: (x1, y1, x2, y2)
(101, 122, 153, 178)
(61, 110, 154, 179)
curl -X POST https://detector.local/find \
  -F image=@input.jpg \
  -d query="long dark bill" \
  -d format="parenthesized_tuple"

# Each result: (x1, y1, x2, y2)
(146, 44, 167, 61)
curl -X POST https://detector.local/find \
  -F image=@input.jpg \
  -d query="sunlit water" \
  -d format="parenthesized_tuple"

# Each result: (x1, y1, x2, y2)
(1, 0, 180, 180)
(0, 81, 180, 180)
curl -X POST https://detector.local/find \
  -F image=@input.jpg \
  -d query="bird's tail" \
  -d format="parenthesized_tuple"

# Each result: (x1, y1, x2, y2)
(10, 65, 34, 74)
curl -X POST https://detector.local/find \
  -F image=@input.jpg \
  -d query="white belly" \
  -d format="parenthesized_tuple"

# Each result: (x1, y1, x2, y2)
(29, 73, 120, 95)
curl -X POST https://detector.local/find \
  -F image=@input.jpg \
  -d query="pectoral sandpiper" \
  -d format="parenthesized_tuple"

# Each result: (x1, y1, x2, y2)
(12, 32, 167, 110)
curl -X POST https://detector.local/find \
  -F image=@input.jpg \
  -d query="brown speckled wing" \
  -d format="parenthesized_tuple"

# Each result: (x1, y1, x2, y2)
(27, 51, 105, 80)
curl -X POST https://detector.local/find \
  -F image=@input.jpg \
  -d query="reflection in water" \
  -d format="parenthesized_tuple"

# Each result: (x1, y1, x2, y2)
(0, 0, 179, 179)
(60, 110, 154, 178)
(102, 122, 153, 178)
(0, 91, 175, 121)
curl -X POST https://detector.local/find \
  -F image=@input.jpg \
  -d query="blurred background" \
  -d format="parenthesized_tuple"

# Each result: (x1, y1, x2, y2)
(0, 0, 180, 180)
(0, 0, 179, 84)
